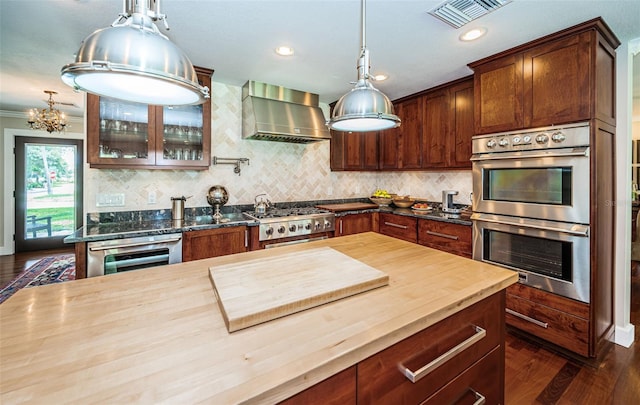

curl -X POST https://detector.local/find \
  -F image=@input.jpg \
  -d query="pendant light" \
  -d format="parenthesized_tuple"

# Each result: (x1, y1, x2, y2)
(328, 0, 400, 132)
(61, 0, 209, 106)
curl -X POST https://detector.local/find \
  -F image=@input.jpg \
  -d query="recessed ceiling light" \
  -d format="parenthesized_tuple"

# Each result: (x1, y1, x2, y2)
(374, 74, 388, 81)
(459, 27, 487, 41)
(275, 46, 295, 56)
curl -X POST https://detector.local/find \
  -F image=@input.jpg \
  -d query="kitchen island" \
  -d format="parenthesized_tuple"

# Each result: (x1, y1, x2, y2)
(1, 233, 516, 404)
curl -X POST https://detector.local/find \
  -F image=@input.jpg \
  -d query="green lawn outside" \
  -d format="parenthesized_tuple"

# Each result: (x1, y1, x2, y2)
(26, 207, 75, 233)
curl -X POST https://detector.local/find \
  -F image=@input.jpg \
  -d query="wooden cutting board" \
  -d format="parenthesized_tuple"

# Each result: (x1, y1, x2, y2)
(209, 247, 389, 332)
(315, 202, 379, 211)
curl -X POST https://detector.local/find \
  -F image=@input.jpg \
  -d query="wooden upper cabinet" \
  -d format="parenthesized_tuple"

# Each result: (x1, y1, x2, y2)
(330, 130, 378, 171)
(378, 104, 401, 170)
(448, 79, 474, 168)
(470, 18, 619, 134)
(87, 66, 213, 169)
(378, 97, 423, 170)
(523, 33, 591, 128)
(397, 96, 423, 169)
(422, 90, 449, 169)
(471, 54, 524, 134)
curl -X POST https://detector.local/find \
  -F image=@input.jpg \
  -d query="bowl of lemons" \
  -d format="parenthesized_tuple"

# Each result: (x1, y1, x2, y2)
(370, 189, 393, 206)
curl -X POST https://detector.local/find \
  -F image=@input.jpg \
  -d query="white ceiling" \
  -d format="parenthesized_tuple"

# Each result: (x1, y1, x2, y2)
(1, 0, 639, 118)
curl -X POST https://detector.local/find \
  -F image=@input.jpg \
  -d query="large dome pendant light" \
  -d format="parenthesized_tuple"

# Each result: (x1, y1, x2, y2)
(61, 0, 209, 106)
(328, 0, 400, 132)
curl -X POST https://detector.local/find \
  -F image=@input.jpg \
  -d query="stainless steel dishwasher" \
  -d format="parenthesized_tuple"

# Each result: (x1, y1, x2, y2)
(87, 233, 182, 277)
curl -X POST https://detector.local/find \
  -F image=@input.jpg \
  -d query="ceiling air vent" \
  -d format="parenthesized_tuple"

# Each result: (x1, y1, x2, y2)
(428, 0, 513, 28)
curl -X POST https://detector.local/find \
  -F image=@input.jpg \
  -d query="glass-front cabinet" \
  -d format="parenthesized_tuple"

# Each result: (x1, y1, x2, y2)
(86, 67, 213, 169)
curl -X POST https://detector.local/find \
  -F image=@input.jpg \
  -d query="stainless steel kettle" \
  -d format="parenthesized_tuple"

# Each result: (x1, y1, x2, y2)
(254, 193, 271, 215)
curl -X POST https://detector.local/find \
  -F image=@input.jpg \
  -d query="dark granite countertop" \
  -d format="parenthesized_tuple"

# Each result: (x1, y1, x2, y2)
(64, 198, 471, 244)
(334, 205, 472, 226)
(64, 213, 258, 243)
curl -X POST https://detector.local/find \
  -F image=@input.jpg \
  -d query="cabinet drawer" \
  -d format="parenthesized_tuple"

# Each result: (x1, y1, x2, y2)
(421, 346, 502, 405)
(506, 292, 589, 357)
(357, 292, 503, 405)
(378, 213, 417, 243)
(417, 220, 471, 258)
(278, 366, 356, 405)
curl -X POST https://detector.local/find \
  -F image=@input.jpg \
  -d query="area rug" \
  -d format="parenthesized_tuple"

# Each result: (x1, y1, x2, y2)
(0, 254, 75, 304)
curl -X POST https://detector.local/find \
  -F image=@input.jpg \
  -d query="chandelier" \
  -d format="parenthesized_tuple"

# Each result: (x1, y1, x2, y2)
(27, 90, 67, 133)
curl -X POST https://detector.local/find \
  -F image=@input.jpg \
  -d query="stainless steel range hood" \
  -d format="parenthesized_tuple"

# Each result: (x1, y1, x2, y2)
(242, 81, 330, 143)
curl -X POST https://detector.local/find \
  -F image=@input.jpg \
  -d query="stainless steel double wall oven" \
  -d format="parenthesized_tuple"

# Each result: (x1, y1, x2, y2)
(471, 122, 591, 303)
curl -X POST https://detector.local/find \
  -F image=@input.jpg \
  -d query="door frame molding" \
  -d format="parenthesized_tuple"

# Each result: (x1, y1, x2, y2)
(2, 128, 84, 255)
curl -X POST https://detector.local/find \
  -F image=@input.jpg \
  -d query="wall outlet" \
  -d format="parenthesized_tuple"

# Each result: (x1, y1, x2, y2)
(148, 191, 157, 204)
(96, 193, 125, 207)
(355, 185, 360, 194)
(327, 187, 333, 196)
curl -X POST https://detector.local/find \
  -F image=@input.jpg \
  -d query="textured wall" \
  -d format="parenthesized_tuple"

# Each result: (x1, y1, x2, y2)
(84, 82, 472, 213)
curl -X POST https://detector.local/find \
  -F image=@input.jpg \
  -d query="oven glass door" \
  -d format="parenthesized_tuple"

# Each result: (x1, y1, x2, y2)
(472, 213, 590, 303)
(472, 147, 589, 223)
(485, 167, 571, 205)
(104, 248, 170, 274)
(484, 229, 571, 281)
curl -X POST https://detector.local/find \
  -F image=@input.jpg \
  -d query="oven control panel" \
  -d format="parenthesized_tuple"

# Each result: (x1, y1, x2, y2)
(257, 214, 335, 241)
(472, 122, 590, 154)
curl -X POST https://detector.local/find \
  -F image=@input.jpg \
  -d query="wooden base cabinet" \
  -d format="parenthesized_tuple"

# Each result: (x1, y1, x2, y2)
(378, 213, 417, 243)
(278, 367, 357, 405)
(280, 292, 506, 405)
(357, 292, 504, 405)
(417, 219, 472, 258)
(182, 226, 248, 261)
(335, 213, 374, 237)
(505, 283, 590, 357)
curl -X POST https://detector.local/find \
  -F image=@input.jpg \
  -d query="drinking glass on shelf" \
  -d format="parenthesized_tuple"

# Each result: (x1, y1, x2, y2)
(175, 148, 183, 160)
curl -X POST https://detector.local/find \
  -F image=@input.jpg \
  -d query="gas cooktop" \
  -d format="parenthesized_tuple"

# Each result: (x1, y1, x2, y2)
(243, 207, 335, 241)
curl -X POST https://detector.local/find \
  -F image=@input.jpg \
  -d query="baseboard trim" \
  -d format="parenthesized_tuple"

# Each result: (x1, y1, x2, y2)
(614, 323, 635, 348)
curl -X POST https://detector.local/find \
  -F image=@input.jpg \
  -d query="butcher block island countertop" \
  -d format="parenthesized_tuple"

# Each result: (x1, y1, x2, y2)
(0, 233, 517, 404)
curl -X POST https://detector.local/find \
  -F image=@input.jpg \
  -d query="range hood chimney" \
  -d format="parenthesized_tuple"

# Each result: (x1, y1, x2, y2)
(242, 81, 331, 143)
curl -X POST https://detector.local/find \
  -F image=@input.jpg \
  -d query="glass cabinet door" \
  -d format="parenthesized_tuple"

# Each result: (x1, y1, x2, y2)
(157, 104, 204, 164)
(88, 95, 156, 166)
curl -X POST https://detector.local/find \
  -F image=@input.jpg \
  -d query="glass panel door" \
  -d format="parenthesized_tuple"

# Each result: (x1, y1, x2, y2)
(96, 96, 153, 164)
(15, 137, 83, 252)
(157, 104, 205, 165)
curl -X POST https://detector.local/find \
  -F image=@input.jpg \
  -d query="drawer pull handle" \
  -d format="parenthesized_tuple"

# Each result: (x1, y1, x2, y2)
(426, 230, 459, 240)
(506, 308, 549, 329)
(384, 222, 408, 229)
(469, 388, 486, 405)
(399, 325, 486, 383)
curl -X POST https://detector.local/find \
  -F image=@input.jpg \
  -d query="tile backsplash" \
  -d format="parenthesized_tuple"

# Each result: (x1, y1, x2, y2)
(85, 82, 472, 214)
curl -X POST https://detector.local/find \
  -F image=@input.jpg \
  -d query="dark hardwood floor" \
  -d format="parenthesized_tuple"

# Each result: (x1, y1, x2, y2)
(1, 249, 638, 404)
(0, 247, 74, 288)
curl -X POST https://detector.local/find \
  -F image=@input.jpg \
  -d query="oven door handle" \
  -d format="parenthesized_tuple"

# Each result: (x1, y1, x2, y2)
(471, 214, 589, 237)
(88, 236, 182, 251)
(470, 147, 589, 161)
